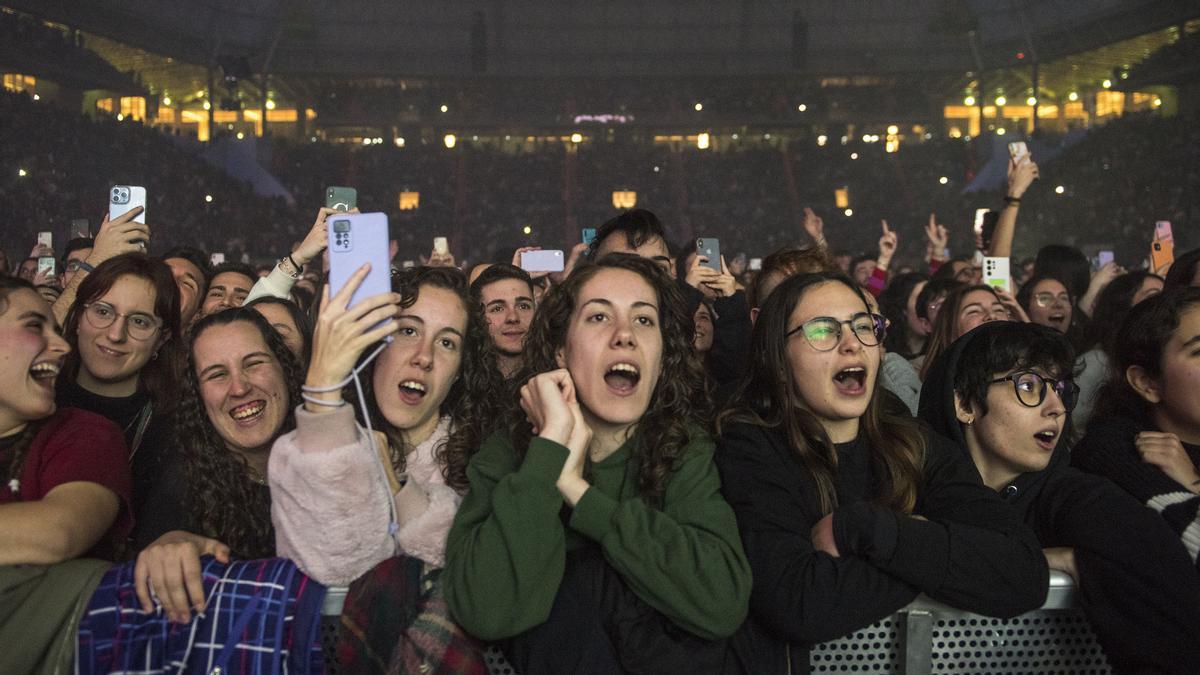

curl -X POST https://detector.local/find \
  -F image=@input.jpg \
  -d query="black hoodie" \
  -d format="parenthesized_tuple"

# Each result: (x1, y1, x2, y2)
(918, 321, 1200, 674)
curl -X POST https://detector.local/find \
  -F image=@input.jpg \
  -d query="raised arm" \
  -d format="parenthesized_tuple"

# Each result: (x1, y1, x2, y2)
(989, 158, 1039, 259)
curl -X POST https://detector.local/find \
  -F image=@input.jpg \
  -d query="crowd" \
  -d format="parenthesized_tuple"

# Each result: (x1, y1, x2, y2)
(4, 135, 1200, 673)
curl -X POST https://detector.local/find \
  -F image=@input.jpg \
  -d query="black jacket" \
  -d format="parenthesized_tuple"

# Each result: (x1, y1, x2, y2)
(677, 279, 751, 387)
(919, 321, 1200, 674)
(716, 418, 1047, 674)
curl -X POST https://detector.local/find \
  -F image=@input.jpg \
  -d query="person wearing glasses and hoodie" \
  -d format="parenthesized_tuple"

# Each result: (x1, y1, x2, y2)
(918, 320, 1200, 674)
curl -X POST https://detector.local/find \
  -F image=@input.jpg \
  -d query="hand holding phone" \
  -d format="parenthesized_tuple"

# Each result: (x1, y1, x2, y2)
(983, 256, 1011, 294)
(325, 186, 357, 212)
(520, 249, 565, 273)
(328, 213, 394, 317)
(696, 237, 722, 272)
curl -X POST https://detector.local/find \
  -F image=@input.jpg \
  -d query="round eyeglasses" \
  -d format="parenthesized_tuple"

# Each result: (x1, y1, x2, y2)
(83, 302, 161, 341)
(1033, 292, 1071, 308)
(787, 312, 886, 351)
(990, 371, 1078, 412)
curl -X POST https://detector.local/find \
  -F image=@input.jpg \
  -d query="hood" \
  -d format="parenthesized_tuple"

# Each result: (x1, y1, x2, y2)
(917, 321, 1070, 500)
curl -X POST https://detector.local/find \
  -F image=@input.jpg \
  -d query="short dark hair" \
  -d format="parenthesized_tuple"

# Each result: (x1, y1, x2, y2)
(1081, 271, 1162, 354)
(915, 278, 964, 321)
(469, 263, 534, 302)
(1016, 273, 1074, 314)
(586, 209, 667, 260)
(61, 237, 94, 266)
(162, 246, 214, 286)
(879, 272, 930, 357)
(952, 322, 1076, 420)
(930, 256, 975, 282)
(1034, 245, 1090, 299)
(1165, 247, 1200, 291)
(210, 261, 257, 286)
(849, 254, 876, 273)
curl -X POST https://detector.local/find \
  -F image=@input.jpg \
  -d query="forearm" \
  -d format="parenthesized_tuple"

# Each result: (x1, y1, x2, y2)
(245, 265, 298, 303)
(0, 495, 115, 564)
(991, 202, 1018, 258)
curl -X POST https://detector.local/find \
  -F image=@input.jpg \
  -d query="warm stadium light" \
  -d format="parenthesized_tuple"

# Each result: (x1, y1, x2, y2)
(886, 139, 899, 153)
(694, 102, 703, 112)
(116, 113, 124, 121)
(887, 125, 899, 135)
(162, 95, 172, 106)
(817, 134, 828, 146)
(444, 134, 457, 149)
(797, 103, 807, 112)
(844, 209, 853, 217)
(850, 152, 859, 160)
(996, 128, 1006, 136)
(236, 132, 245, 140)
(18, 168, 27, 177)
(522, 225, 532, 235)
(834, 187, 849, 208)
(205, 194, 213, 203)
(362, 138, 372, 146)
(1055, 185, 1065, 195)
(612, 190, 637, 209)
(862, 134, 872, 143)
(265, 99, 276, 110)
(995, 95, 1007, 106)
(697, 132, 710, 150)
(202, 101, 211, 110)
(1026, 96, 1037, 106)
(1068, 91, 1079, 102)
(963, 96, 975, 106)
(939, 176, 949, 185)
(1102, 79, 1112, 89)
(1153, 97, 1163, 107)
(395, 137, 405, 147)
(440, 104, 449, 113)
(32, 94, 40, 101)
(398, 191, 420, 210)
(570, 132, 583, 143)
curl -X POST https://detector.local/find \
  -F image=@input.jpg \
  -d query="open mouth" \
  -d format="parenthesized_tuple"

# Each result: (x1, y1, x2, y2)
(29, 361, 60, 383)
(833, 366, 868, 395)
(398, 380, 427, 404)
(604, 363, 641, 396)
(1033, 429, 1058, 450)
(230, 400, 266, 422)
(96, 345, 126, 358)
(1049, 314, 1066, 323)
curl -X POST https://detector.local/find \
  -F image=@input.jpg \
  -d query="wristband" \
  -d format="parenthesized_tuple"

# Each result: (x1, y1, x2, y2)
(301, 393, 347, 408)
(1003, 196, 1021, 206)
(278, 255, 301, 279)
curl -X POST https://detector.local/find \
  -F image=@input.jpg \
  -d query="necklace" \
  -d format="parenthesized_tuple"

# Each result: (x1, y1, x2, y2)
(246, 465, 267, 486)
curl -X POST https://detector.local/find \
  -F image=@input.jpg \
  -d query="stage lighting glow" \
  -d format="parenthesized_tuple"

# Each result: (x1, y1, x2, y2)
(798, 103, 807, 112)
(887, 125, 899, 135)
(939, 176, 949, 185)
(205, 194, 213, 203)
(440, 104, 449, 113)
(844, 209, 853, 217)
(850, 152, 859, 160)
(1026, 96, 1037, 106)
(266, 99, 276, 110)
(694, 102, 703, 112)
(697, 132, 710, 149)
(1068, 92, 1079, 102)
(236, 132, 244, 139)
(522, 225, 532, 235)
(202, 101, 211, 110)
(162, 95, 171, 106)
(995, 95, 1007, 106)
(444, 134, 457, 148)
(395, 137, 405, 147)
(1055, 185, 1065, 194)
(817, 134, 828, 146)
(964, 96, 975, 106)
(570, 132, 583, 143)
(1102, 79, 1112, 89)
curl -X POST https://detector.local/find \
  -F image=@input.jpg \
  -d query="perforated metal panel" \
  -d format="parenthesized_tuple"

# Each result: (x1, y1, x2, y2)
(320, 615, 342, 673)
(929, 611, 1109, 674)
(810, 617, 902, 673)
(485, 644, 519, 675)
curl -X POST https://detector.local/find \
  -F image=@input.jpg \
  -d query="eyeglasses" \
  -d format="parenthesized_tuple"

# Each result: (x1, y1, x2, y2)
(83, 302, 161, 341)
(1033, 292, 1071, 308)
(953, 265, 982, 281)
(787, 312, 886, 351)
(990, 371, 1079, 412)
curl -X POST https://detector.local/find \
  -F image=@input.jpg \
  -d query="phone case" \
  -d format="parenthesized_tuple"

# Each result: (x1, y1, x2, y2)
(697, 238, 721, 272)
(37, 257, 55, 276)
(326, 186, 357, 212)
(1155, 221, 1173, 243)
(37, 231, 53, 248)
(582, 228, 597, 246)
(1151, 239, 1174, 270)
(109, 185, 147, 224)
(328, 212, 392, 314)
(433, 237, 449, 255)
(1097, 251, 1114, 268)
(983, 256, 1011, 294)
(1008, 142, 1029, 162)
(520, 250, 564, 273)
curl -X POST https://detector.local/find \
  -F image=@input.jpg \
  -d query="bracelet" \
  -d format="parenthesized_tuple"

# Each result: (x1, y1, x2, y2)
(278, 255, 301, 279)
(301, 393, 347, 408)
(287, 253, 302, 271)
(1003, 196, 1021, 205)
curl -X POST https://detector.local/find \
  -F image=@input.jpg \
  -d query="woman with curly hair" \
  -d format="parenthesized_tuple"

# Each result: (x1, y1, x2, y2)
(270, 264, 505, 584)
(715, 272, 1047, 673)
(444, 253, 751, 673)
(132, 307, 302, 624)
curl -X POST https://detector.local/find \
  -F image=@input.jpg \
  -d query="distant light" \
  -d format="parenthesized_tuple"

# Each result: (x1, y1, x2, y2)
(694, 102, 703, 112)
(797, 103, 807, 112)
(964, 96, 976, 106)
(32, 94, 40, 101)
(1102, 79, 1112, 89)
(1055, 185, 1065, 194)
(731, 133, 739, 140)
(236, 131, 245, 139)
(844, 208, 854, 217)
(924, 132, 933, 140)
(18, 168, 27, 177)
(266, 99, 276, 110)
(996, 128, 1006, 136)
(440, 104, 449, 113)
(362, 138, 372, 146)
(375, 137, 384, 144)
(887, 125, 899, 135)
(311, 136, 318, 142)
(1153, 97, 1163, 107)
(764, 133, 772, 140)
(862, 134, 872, 143)
(841, 135, 849, 145)
(1068, 91, 1079, 102)
(522, 225, 532, 235)
(161, 95, 171, 106)
(939, 176, 949, 185)
(116, 113, 124, 121)
(653, 166, 660, 173)
(817, 134, 828, 146)
(1016, 51, 1025, 60)
(471, 135, 478, 141)
(443, 133, 457, 149)
(570, 132, 583, 143)
(1026, 96, 1037, 106)
(696, 132, 710, 150)
(202, 101, 211, 110)
(1120, 71, 1128, 80)
(395, 137, 405, 147)
(504, 135, 510, 140)
(995, 95, 1007, 106)
(204, 194, 213, 203)
(850, 152, 859, 160)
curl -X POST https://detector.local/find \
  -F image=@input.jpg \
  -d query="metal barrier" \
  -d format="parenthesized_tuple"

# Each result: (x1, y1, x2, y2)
(319, 571, 1109, 674)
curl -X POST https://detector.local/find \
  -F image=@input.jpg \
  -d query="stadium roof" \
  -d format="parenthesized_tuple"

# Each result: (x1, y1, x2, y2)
(9, 0, 1199, 78)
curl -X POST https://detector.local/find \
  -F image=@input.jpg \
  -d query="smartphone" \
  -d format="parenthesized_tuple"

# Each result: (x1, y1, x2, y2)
(983, 256, 1011, 294)
(109, 185, 147, 224)
(1008, 141, 1029, 163)
(1155, 220, 1173, 243)
(401, 260, 415, 269)
(582, 228, 597, 246)
(696, 237, 721, 272)
(210, 252, 226, 265)
(37, 231, 53, 249)
(325, 186, 357, 212)
(37, 256, 55, 277)
(1151, 239, 1175, 271)
(973, 208, 990, 235)
(1097, 250, 1114, 268)
(433, 236, 449, 256)
(520, 249, 565, 273)
(70, 219, 90, 239)
(328, 212, 393, 317)
(749, 257, 763, 271)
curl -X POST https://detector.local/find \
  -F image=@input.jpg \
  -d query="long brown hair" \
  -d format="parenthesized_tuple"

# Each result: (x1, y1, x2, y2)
(511, 253, 709, 507)
(920, 283, 999, 381)
(718, 272, 925, 515)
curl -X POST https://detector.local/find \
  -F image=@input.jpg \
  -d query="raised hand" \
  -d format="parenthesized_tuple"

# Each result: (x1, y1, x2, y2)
(994, 288, 1029, 323)
(551, 242, 589, 284)
(924, 213, 949, 261)
(1007, 157, 1040, 200)
(90, 206, 149, 265)
(878, 220, 898, 271)
(803, 207, 826, 247)
(293, 207, 353, 268)
(702, 255, 737, 298)
(519, 369, 577, 446)
(514, 246, 549, 280)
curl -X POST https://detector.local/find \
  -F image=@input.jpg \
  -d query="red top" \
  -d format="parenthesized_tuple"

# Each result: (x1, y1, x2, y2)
(1, 407, 133, 560)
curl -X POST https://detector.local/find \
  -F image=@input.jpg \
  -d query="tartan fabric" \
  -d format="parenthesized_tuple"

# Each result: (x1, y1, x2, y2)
(337, 555, 485, 675)
(76, 555, 325, 674)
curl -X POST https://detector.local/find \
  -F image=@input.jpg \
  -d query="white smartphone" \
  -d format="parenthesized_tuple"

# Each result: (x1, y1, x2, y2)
(328, 212, 393, 316)
(983, 256, 1011, 294)
(1097, 250, 1114, 268)
(433, 236, 449, 256)
(520, 249, 565, 273)
(37, 231, 52, 249)
(109, 185, 147, 224)
(37, 257, 55, 277)
(1007, 141, 1029, 164)
(748, 257, 763, 271)
(973, 208, 990, 235)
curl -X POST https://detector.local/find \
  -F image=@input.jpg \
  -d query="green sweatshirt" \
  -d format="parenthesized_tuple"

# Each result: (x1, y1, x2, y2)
(443, 428, 751, 642)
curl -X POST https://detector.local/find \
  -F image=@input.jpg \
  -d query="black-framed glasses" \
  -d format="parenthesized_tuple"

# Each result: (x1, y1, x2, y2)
(990, 371, 1078, 412)
(1033, 292, 1071, 308)
(787, 312, 886, 351)
(83, 302, 161, 341)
